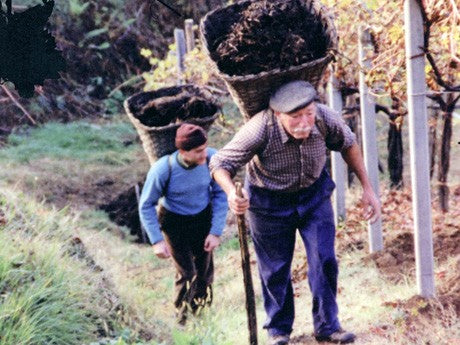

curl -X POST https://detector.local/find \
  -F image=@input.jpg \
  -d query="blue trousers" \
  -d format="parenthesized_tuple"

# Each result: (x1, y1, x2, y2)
(246, 169, 340, 337)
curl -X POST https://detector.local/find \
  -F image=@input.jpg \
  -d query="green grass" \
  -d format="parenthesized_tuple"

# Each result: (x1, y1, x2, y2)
(0, 187, 165, 345)
(2, 188, 458, 345)
(0, 121, 138, 165)
(0, 118, 148, 211)
(0, 189, 97, 345)
(0, 115, 459, 344)
(0, 244, 93, 345)
(216, 235, 241, 254)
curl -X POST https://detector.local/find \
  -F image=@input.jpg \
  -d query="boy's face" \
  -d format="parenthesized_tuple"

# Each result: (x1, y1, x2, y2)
(179, 143, 208, 165)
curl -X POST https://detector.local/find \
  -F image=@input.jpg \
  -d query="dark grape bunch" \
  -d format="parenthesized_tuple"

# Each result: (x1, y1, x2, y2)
(0, 0, 65, 98)
(214, 0, 328, 76)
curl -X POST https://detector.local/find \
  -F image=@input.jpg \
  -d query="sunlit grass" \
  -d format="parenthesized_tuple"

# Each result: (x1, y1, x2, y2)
(0, 120, 138, 164)
(336, 250, 414, 330)
(0, 189, 98, 345)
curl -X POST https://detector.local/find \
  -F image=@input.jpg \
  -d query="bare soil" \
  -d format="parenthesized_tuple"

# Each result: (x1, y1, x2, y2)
(100, 183, 146, 242)
(340, 186, 460, 317)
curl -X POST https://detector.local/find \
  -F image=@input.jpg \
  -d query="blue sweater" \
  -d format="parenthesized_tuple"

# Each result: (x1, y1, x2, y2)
(139, 148, 228, 244)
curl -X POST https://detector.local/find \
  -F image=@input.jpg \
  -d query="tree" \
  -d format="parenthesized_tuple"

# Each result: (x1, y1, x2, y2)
(419, 0, 460, 212)
(321, 0, 408, 188)
(321, 0, 459, 209)
(0, 0, 65, 98)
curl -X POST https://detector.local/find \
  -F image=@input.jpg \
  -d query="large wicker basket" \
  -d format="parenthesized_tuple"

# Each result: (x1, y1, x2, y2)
(200, 0, 338, 120)
(124, 85, 218, 165)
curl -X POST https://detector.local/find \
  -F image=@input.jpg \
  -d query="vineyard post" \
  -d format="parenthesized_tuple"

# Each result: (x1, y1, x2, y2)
(184, 19, 195, 53)
(174, 28, 186, 84)
(328, 72, 347, 225)
(358, 26, 383, 253)
(404, 0, 435, 297)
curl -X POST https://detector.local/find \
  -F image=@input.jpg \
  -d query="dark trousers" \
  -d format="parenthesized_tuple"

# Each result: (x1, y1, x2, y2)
(246, 169, 340, 337)
(158, 204, 214, 321)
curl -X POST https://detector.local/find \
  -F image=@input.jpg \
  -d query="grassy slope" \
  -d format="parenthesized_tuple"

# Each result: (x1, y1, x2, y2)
(0, 117, 459, 344)
(0, 188, 111, 345)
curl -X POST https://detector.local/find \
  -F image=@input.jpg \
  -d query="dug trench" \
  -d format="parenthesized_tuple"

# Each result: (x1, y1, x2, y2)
(98, 172, 240, 244)
(100, 182, 147, 243)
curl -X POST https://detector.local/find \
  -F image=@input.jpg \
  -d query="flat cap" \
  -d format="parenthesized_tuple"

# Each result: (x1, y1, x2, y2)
(269, 80, 318, 114)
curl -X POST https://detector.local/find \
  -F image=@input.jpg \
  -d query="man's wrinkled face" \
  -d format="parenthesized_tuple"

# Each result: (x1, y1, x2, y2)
(275, 102, 316, 140)
(179, 143, 208, 165)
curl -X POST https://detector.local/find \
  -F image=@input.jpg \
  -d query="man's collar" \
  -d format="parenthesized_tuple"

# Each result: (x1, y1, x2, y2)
(276, 116, 291, 144)
(177, 153, 197, 169)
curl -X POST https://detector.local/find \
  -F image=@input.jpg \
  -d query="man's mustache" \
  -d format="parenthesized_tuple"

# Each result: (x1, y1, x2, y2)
(293, 126, 312, 134)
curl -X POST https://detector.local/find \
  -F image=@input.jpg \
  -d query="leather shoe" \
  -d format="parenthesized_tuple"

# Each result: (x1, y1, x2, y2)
(315, 328, 356, 343)
(268, 334, 290, 345)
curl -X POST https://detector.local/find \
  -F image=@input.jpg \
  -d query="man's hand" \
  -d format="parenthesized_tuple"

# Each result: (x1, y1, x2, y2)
(341, 143, 382, 224)
(212, 168, 250, 215)
(152, 240, 171, 259)
(361, 188, 381, 223)
(228, 187, 250, 215)
(204, 234, 220, 252)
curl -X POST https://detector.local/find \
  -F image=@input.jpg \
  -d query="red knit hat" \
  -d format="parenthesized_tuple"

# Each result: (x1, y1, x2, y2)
(175, 123, 207, 151)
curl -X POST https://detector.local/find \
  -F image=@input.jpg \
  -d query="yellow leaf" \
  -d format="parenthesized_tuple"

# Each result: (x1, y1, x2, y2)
(388, 25, 403, 44)
(140, 48, 152, 58)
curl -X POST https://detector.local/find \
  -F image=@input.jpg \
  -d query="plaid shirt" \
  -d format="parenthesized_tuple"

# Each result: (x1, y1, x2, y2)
(209, 103, 356, 192)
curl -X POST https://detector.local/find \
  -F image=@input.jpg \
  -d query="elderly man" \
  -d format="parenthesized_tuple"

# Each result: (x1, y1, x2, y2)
(209, 80, 380, 345)
(139, 123, 228, 325)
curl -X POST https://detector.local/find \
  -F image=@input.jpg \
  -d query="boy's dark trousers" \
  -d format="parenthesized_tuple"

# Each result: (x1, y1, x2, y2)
(158, 204, 214, 323)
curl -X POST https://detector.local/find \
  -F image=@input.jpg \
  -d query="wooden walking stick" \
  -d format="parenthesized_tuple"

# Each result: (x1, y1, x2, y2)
(235, 182, 258, 345)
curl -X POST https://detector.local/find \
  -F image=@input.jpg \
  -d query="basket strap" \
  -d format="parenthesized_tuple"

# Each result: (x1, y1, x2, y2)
(266, 109, 275, 145)
(163, 154, 173, 196)
(315, 108, 327, 139)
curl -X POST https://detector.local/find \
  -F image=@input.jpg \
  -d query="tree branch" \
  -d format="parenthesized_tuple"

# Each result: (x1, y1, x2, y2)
(427, 93, 446, 109)
(339, 86, 359, 97)
(375, 103, 391, 116)
(425, 53, 460, 92)
(1, 85, 37, 125)
(447, 94, 460, 113)
(416, 0, 460, 92)
(343, 106, 359, 115)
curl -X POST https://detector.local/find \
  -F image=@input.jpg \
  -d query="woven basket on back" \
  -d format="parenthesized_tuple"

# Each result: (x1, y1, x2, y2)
(200, 0, 338, 120)
(124, 85, 218, 165)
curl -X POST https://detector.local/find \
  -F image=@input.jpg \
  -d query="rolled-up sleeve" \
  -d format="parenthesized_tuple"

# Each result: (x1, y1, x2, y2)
(209, 178, 228, 236)
(209, 112, 267, 177)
